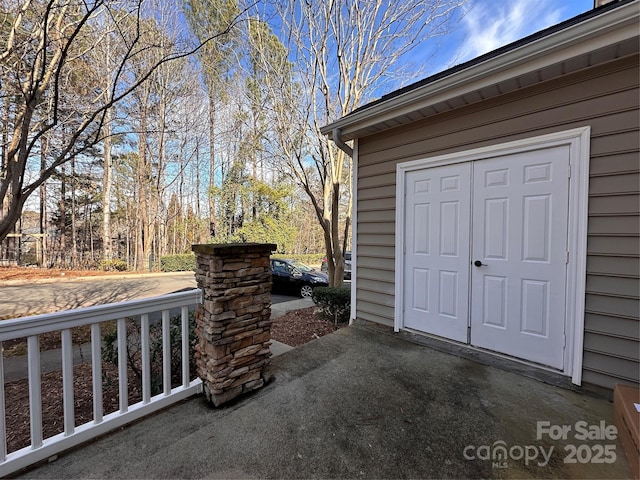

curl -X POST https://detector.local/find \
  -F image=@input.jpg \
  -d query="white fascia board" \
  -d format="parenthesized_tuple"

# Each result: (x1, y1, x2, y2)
(321, 1, 639, 140)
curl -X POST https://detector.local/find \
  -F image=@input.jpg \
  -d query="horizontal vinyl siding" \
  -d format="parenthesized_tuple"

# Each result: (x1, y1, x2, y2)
(355, 55, 639, 390)
(587, 236, 638, 256)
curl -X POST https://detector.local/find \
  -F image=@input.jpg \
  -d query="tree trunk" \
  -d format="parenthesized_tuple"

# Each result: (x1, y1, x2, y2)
(59, 164, 66, 267)
(102, 109, 113, 262)
(40, 135, 48, 267)
(137, 117, 149, 271)
(71, 156, 77, 267)
(208, 91, 216, 237)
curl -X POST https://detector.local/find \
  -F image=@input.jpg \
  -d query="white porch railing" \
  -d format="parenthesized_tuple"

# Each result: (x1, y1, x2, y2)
(0, 290, 202, 477)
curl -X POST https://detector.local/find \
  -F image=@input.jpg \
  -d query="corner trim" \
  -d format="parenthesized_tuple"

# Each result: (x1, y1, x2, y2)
(350, 139, 359, 324)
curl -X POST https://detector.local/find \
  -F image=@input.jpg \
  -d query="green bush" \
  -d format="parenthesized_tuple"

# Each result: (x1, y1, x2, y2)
(102, 312, 197, 395)
(99, 259, 128, 271)
(311, 286, 351, 325)
(160, 254, 195, 272)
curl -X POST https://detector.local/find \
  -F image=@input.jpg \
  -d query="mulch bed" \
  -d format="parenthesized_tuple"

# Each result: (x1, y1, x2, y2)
(4, 307, 343, 454)
(271, 306, 343, 346)
(5, 362, 142, 453)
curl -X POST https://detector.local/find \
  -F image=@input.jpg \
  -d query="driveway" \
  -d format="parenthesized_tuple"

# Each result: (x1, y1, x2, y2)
(21, 325, 631, 479)
(2, 273, 306, 319)
(1, 273, 196, 318)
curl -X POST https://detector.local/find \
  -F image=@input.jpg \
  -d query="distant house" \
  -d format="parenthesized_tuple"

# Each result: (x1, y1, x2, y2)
(322, 0, 639, 391)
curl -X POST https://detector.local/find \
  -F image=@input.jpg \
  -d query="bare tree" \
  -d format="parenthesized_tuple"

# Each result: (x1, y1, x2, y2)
(183, 0, 239, 237)
(0, 0, 246, 246)
(262, 0, 466, 286)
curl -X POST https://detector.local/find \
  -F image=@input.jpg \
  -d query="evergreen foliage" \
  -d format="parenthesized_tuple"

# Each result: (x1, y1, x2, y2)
(311, 287, 351, 325)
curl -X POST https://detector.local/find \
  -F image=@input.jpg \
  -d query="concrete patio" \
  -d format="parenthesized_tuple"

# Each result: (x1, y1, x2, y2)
(20, 325, 632, 479)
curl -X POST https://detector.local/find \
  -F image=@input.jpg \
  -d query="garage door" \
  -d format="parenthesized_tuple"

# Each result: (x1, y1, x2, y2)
(403, 145, 570, 369)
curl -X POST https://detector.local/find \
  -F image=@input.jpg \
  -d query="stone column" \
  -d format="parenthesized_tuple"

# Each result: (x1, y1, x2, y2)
(192, 243, 276, 407)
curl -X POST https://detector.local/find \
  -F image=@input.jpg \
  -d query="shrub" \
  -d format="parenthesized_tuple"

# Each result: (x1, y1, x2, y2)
(311, 286, 351, 325)
(99, 259, 128, 271)
(160, 254, 196, 272)
(102, 312, 197, 395)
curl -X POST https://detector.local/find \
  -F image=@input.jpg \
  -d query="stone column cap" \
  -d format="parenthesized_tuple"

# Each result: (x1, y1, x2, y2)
(192, 243, 278, 255)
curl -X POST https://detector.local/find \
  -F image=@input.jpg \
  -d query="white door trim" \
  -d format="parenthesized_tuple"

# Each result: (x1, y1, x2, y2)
(395, 127, 590, 385)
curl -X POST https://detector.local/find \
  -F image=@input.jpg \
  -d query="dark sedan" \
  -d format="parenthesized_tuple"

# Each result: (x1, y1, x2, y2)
(270, 259, 329, 298)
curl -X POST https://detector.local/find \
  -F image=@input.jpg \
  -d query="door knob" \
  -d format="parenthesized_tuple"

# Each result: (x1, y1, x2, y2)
(474, 260, 485, 267)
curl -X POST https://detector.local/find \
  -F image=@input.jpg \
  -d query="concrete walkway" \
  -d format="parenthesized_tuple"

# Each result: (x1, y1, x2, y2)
(20, 326, 631, 479)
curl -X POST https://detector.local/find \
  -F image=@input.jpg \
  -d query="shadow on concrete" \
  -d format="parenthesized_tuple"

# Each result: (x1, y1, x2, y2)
(2, 276, 197, 318)
(20, 326, 631, 479)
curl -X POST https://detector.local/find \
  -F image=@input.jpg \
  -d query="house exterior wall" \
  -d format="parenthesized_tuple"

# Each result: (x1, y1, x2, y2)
(355, 55, 639, 390)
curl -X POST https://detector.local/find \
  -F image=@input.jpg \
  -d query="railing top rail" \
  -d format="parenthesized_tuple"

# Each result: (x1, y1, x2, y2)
(0, 289, 201, 341)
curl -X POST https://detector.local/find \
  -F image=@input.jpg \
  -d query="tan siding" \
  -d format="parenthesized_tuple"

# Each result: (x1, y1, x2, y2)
(588, 194, 639, 216)
(585, 294, 639, 319)
(582, 369, 638, 390)
(358, 210, 395, 223)
(589, 173, 640, 195)
(358, 174, 396, 189)
(582, 352, 639, 387)
(356, 55, 639, 390)
(590, 152, 639, 175)
(358, 185, 395, 200)
(358, 289, 395, 309)
(357, 307, 395, 327)
(357, 267, 395, 283)
(590, 130, 639, 156)
(586, 275, 639, 298)
(358, 222, 395, 236)
(358, 198, 396, 213)
(587, 216, 639, 235)
(585, 313, 639, 339)
(356, 300, 395, 324)
(358, 57, 638, 156)
(357, 277, 396, 296)
(359, 82, 638, 166)
(587, 236, 639, 256)
(587, 255, 639, 277)
(357, 244, 396, 259)
(357, 234, 395, 248)
(359, 161, 396, 179)
(357, 255, 395, 271)
(584, 334, 640, 365)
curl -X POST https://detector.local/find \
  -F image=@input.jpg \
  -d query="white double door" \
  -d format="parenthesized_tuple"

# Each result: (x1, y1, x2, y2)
(403, 146, 570, 369)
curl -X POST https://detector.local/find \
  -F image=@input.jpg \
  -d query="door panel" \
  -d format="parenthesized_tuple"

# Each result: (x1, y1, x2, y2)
(470, 146, 570, 369)
(404, 163, 471, 342)
(402, 145, 569, 369)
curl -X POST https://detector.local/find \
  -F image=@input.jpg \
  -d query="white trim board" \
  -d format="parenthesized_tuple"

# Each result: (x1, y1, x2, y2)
(394, 127, 590, 385)
(350, 139, 359, 324)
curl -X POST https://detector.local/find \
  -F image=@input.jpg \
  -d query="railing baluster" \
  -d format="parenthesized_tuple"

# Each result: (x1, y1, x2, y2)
(117, 318, 128, 413)
(0, 290, 201, 476)
(141, 314, 150, 404)
(0, 342, 6, 461)
(181, 306, 189, 388)
(91, 323, 103, 424)
(61, 329, 74, 436)
(27, 336, 43, 449)
(162, 310, 170, 396)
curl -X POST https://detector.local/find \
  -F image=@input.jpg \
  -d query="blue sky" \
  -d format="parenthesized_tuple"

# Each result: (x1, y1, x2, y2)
(420, 0, 594, 76)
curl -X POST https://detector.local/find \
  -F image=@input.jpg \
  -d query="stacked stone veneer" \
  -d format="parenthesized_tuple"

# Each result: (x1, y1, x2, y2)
(192, 243, 276, 407)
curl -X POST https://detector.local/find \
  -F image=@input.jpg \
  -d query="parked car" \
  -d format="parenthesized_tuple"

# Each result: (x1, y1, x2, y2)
(321, 251, 352, 279)
(270, 258, 329, 298)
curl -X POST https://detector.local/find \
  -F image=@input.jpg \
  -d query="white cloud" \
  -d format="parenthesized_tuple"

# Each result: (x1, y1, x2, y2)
(455, 0, 564, 63)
